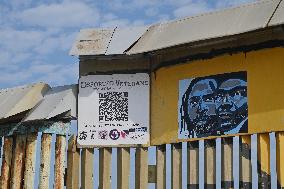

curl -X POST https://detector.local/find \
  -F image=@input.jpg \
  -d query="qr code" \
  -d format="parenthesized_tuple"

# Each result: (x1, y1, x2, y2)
(99, 92, 129, 121)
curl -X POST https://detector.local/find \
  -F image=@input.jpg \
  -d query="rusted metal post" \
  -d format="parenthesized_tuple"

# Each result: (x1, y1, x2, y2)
(39, 133, 52, 189)
(23, 133, 37, 189)
(117, 147, 130, 189)
(54, 135, 66, 189)
(257, 133, 270, 189)
(81, 148, 94, 189)
(0, 137, 13, 189)
(188, 141, 199, 189)
(99, 148, 112, 189)
(156, 145, 166, 189)
(66, 135, 80, 189)
(239, 135, 252, 189)
(276, 132, 284, 189)
(10, 135, 27, 189)
(221, 137, 233, 189)
(172, 143, 182, 189)
(204, 139, 216, 189)
(135, 147, 148, 189)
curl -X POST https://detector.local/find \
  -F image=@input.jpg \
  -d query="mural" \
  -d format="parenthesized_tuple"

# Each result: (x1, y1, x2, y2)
(179, 71, 248, 139)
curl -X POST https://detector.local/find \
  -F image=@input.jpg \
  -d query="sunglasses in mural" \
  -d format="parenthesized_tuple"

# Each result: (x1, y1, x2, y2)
(179, 71, 248, 139)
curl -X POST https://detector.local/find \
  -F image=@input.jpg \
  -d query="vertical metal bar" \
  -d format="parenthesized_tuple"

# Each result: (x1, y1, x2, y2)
(66, 135, 80, 189)
(221, 137, 233, 189)
(99, 148, 112, 189)
(10, 135, 27, 189)
(172, 143, 182, 189)
(257, 133, 271, 189)
(39, 133, 52, 189)
(23, 133, 37, 189)
(156, 145, 166, 189)
(54, 135, 66, 189)
(188, 141, 199, 189)
(81, 148, 94, 189)
(276, 132, 284, 189)
(239, 135, 252, 189)
(204, 139, 216, 189)
(117, 147, 130, 189)
(0, 137, 13, 189)
(135, 147, 148, 189)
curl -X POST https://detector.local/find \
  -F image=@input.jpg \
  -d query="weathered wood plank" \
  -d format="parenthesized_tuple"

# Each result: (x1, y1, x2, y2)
(188, 141, 199, 189)
(10, 135, 27, 189)
(239, 135, 252, 189)
(257, 133, 270, 189)
(0, 137, 13, 189)
(172, 143, 182, 189)
(66, 135, 80, 189)
(117, 147, 130, 189)
(204, 140, 216, 189)
(99, 148, 112, 189)
(39, 134, 52, 189)
(54, 135, 66, 189)
(81, 148, 94, 189)
(135, 147, 148, 189)
(221, 137, 233, 189)
(156, 145, 166, 189)
(276, 132, 284, 189)
(23, 133, 37, 189)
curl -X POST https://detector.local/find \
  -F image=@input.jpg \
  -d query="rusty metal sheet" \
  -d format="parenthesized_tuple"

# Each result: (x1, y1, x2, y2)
(0, 83, 50, 121)
(23, 84, 77, 121)
(70, 28, 115, 56)
(268, 0, 284, 26)
(127, 0, 280, 54)
(106, 26, 148, 55)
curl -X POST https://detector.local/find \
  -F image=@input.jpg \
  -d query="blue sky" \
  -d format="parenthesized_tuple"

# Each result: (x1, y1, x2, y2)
(0, 0, 255, 89)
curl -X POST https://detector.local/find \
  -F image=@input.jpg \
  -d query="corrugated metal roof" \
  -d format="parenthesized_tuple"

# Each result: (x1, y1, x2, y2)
(70, 28, 115, 56)
(105, 26, 148, 55)
(269, 0, 284, 26)
(0, 83, 50, 120)
(127, 0, 280, 54)
(23, 84, 77, 121)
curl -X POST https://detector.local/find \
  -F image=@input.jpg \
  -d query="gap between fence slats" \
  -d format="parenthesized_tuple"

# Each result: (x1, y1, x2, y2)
(117, 147, 130, 189)
(188, 141, 199, 189)
(23, 133, 37, 189)
(54, 135, 66, 189)
(221, 137, 233, 189)
(39, 133, 52, 189)
(204, 139, 216, 189)
(10, 135, 26, 189)
(156, 145, 166, 189)
(239, 135, 252, 189)
(276, 132, 284, 189)
(0, 137, 13, 189)
(135, 147, 148, 189)
(257, 133, 271, 189)
(99, 148, 112, 189)
(172, 143, 182, 189)
(66, 135, 80, 189)
(81, 148, 94, 189)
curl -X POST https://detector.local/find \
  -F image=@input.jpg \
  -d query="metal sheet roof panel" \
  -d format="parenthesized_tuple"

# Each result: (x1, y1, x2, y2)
(127, 0, 280, 54)
(23, 84, 77, 121)
(69, 28, 115, 56)
(268, 0, 284, 26)
(106, 26, 148, 55)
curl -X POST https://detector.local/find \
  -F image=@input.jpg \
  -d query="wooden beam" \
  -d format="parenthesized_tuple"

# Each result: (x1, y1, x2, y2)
(239, 135, 252, 189)
(24, 133, 37, 189)
(54, 135, 66, 189)
(99, 148, 112, 189)
(257, 133, 270, 189)
(221, 137, 233, 189)
(188, 141, 199, 189)
(117, 147, 130, 189)
(81, 148, 94, 189)
(39, 133, 52, 189)
(172, 143, 182, 189)
(156, 145, 166, 189)
(135, 147, 148, 189)
(204, 140, 216, 189)
(0, 137, 13, 189)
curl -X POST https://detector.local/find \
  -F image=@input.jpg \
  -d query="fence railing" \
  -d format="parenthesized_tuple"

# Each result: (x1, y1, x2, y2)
(1, 131, 284, 189)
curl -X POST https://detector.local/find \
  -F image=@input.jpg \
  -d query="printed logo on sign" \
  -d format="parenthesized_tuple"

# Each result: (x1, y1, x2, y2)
(99, 92, 129, 122)
(109, 129, 120, 140)
(98, 130, 108, 140)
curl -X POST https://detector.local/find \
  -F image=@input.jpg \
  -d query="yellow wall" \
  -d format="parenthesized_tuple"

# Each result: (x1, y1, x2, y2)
(151, 47, 284, 145)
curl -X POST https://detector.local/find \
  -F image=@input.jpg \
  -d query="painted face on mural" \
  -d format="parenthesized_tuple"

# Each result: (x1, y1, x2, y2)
(187, 79, 218, 136)
(215, 79, 247, 130)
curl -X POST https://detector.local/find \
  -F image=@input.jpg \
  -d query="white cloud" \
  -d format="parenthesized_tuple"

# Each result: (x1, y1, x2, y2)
(16, 2, 100, 28)
(173, 1, 212, 18)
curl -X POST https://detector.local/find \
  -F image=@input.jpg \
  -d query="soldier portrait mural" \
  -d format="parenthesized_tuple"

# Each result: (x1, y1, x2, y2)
(179, 71, 248, 139)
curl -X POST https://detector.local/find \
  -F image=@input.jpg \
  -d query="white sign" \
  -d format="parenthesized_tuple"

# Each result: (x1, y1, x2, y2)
(78, 73, 150, 146)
